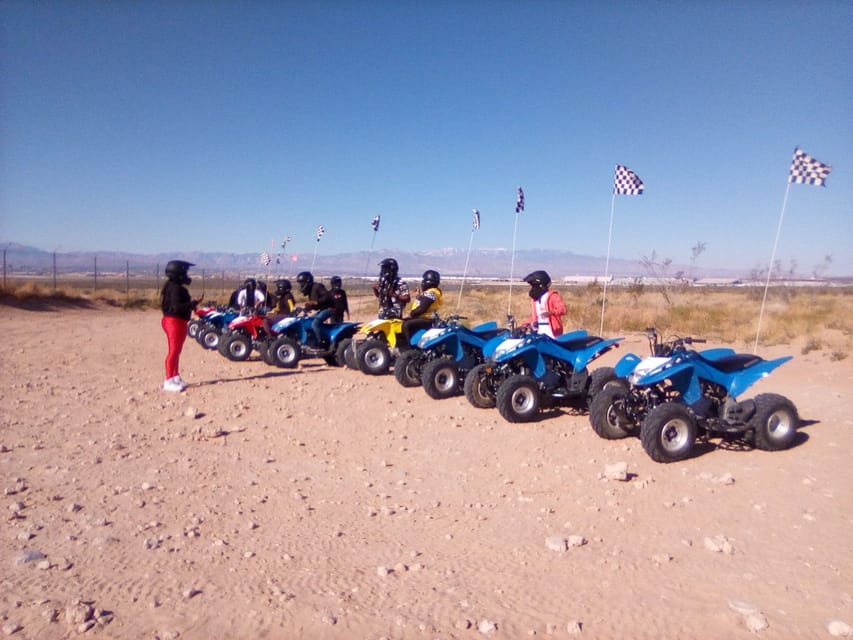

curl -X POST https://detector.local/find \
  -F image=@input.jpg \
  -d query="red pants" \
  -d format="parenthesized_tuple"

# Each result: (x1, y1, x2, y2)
(162, 316, 188, 379)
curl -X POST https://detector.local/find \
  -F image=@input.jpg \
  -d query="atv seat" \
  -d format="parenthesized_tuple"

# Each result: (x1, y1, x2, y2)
(706, 354, 762, 373)
(472, 328, 506, 340)
(556, 335, 602, 351)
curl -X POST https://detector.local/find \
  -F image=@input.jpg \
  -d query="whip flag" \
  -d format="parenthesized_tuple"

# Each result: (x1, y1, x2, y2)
(508, 187, 525, 317)
(311, 226, 325, 270)
(788, 147, 832, 186)
(614, 165, 645, 195)
(755, 147, 833, 350)
(601, 165, 645, 334)
(457, 209, 480, 311)
(364, 215, 382, 275)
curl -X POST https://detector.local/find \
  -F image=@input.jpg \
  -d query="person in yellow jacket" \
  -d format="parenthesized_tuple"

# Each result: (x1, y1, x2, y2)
(401, 270, 442, 347)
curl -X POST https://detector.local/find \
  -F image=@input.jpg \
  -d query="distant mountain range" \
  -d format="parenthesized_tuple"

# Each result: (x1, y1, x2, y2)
(2, 242, 745, 280)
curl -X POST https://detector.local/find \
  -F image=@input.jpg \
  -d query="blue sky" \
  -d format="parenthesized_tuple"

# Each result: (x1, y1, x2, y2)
(1, 0, 851, 276)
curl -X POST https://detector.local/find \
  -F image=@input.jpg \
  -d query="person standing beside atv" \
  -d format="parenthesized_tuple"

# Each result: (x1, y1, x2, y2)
(373, 258, 410, 319)
(329, 276, 350, 323)
(236, 277, 266, 311)
(161, 260, 200, 392)
(296, 271, 336, 345)
(402, 270, 442, 346)
(262, 278, 296, 335)
(522, 270, 566, 338)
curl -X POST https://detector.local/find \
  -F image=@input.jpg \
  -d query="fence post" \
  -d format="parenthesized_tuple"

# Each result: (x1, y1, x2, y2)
(93, 256, 98, 291)
(126, 260, 130, 299)
(2, 245, 7, 290)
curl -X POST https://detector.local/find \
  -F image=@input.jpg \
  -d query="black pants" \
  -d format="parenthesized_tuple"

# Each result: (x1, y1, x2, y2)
(401, 317, 432, 349)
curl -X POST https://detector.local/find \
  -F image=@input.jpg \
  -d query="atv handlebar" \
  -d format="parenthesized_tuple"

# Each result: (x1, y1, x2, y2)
(646, 327, 706, 356)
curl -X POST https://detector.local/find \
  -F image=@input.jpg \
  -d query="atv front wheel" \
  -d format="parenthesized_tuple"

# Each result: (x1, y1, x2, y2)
(750, 393, 798, 451)
(222, 334, 252, 362)
(394, 350, 424, 387)
(356, 339, 392, 375)
(464, 363, 497, 409)
(640, 403, 697, 463)
(496, 375, 541, 423)
(333, 340, 351, 367)
(199, 327, 221, 350)
(589, 384, 634, 440)
(587, 367, 620, 407)
(270, 336, 301, 368)
(422, 358, 461, 399)
(188, 319, 202, 340)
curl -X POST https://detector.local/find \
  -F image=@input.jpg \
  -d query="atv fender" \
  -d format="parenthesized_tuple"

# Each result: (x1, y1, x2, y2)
(614, 352, 643, 378)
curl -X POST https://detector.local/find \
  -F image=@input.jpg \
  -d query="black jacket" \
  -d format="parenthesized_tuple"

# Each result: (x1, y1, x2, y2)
(161, 280, 194, 320)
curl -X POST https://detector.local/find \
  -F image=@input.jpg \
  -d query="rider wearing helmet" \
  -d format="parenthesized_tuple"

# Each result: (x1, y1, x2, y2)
(402, 269, 443, 346)
(372, 258, 411, 319)
(296, 271, 336, 346)
(523, 270, 567, 338)
(272, 279, 295, 314)
(160, 260, 200, 392)
(328, 275, 350, 323)
(236, 277, 266, 310)
(262, 278, 297, 335)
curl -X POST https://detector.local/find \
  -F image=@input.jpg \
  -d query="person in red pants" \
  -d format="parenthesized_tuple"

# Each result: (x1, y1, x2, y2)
(160, 260, 200, 392)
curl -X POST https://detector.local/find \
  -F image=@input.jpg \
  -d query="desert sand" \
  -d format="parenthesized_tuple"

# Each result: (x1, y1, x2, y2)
(1, 303, 851, 640)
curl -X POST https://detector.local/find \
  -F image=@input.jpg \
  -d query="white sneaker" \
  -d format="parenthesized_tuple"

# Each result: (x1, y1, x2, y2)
(162, 378, 184, 393)
(173, 375, 188, 389)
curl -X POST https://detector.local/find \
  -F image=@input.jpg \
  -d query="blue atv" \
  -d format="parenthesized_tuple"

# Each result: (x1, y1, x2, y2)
(266, 311, 360, 368)
(589, 328, 798, 463)
(195, 307, 240, 350)
(463, 326, 623, 423)
(393, 315, 510, 399)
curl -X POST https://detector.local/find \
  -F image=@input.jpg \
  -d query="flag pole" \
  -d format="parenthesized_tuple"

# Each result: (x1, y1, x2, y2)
(311, 240, 319, 272)
(507, 209, 520, 318)
(600, 193, 617, 335)
(457, 227, 475, 313)
(754, 183, 791, 352)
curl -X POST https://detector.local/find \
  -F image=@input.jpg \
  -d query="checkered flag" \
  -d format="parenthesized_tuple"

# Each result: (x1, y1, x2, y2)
(316, 225, 325, 241)
(472, 209, 480, 231)
(281, 235, 291, 248)
(515, 186, 525, 213)
(788, 148, 832, 186)
(614, 165, 644, 195)
(371, 215, 381, 231)
(260, 251, 271, 266)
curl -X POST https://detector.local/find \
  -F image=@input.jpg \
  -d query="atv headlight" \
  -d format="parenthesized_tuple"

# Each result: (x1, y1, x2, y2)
(493, 338, 523, 360)
(417, 327, 446, 348)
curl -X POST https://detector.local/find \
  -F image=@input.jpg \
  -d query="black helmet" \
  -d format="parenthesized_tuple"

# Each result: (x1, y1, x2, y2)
(296, 271, 314, 296)
(330, 275, 342, 289)
(165, 260, 194, 284)
(275, 279, 291, 295)
(243, 277, 257, 289)
(379, 258, 398, 278)
(421, 269, 440, 289)
(523, 270, 551, 288)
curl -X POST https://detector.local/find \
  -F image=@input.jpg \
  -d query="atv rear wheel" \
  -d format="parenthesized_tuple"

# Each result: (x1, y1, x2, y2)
(270, 336, 301, 368)
(464, 363, 497, 409)
(394, 350, 424, 387)
(750, 393, 798, 451)
(640, 403, 697, 463)
(422, 358, 461, 399)
(589, 384, 634, 440)
(496, 375, 541, 423)
(356, 339, 392, 375)
(222, 334, 252, 362)
(332, 340, 351, 367)
(342, 339, 358, 369)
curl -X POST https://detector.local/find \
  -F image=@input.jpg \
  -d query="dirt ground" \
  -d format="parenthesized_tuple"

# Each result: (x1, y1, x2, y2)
(1, 304, 851, 640)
